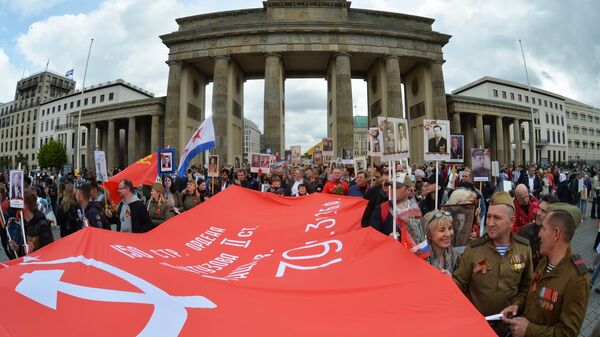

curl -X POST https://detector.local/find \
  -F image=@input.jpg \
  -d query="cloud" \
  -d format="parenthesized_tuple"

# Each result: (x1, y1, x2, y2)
(0, 49, 21, 103)
(3, 0, 65, 16)
(8, 0, 600, 153)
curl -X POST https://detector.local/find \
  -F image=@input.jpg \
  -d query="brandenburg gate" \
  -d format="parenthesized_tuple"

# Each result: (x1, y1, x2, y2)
(161, 0, 451, 164)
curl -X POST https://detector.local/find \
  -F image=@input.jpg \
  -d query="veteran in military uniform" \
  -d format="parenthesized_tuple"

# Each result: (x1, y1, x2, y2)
(453, 192, 534, 319)
(501, 203, 590, 337)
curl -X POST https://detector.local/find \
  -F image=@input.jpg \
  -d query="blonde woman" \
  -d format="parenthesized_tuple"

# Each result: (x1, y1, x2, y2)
(147, 183, 171, 226)
(178, 180, 202, 212)
(422, 210, 460, 275)
(56, 183, 82, 237)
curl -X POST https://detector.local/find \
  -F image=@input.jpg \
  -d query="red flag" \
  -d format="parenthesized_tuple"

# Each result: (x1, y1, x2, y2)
(0, 186, 494, 337)
(103, 153, 157, 204)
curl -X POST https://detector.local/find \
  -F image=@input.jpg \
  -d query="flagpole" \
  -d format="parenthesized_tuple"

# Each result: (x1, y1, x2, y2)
(76, 38, 94, 174)
(518, 39, 537, 164)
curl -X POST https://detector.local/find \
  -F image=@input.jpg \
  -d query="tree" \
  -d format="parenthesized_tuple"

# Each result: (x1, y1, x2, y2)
(38, 139, 67, 169)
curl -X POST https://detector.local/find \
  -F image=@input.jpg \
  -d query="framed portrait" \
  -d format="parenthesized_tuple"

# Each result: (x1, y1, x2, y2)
(250, 153, 261, 173)
(368, 127, 382, 157)
(313, 151, 323, 166)
(323, 154, 333, 164)
(447, 135, 464, 163)
(208, 155, 219, 177)
(9, 170, 24, 209)
(322, 138, 334, 156)
(341, 147, 353, 164)
(291, 146, 302, 165)
(471, 148, 491, 182)
(377, 117, 410, 160)
(252, 154, 271, 174)
(158, 148, 176, 175)
(423, 119, 451, 161)
(354, 157, 367, 173)
(261, 183, 270, 193)
(93, 151, 109, 182)
(234, 155, 242, 170)
(440, 203, 476, 248)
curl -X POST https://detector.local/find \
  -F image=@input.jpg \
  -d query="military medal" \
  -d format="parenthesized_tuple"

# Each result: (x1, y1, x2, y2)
(511, 254, 524, 271)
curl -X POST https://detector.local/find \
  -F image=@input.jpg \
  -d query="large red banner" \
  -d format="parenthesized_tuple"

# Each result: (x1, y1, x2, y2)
(0, 186, 494, 337)
(103, 153, 157, 204)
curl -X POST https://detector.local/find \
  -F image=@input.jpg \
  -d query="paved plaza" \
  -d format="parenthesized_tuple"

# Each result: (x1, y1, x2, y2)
(1, 207, 599, 335)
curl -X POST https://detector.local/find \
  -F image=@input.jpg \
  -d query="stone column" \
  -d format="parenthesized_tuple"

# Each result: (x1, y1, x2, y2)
(264, 53, 285, 156)
(464, 116, 473, 168)
(212, 56, 230, 159)
(429, 60, 448, 120)
(529, 122, 536, 164)
(504, 120, 511, 164)
(128, 117, 136, 165)
(87, 122, 96, 169)
(475, 114, 484, 148)
(164, 61, 182, 154)
(334, 52, 353, 155)
(385, 55, 402, 118)
(496, 117, 505, 165)
(107, 119, 115, 170)
(514, 119, 522, 166)
(451, 112, 461, 134)
(151, 115, 160, 151)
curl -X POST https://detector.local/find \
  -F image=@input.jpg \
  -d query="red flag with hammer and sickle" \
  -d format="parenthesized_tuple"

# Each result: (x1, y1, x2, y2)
(104, 153, 157, 204)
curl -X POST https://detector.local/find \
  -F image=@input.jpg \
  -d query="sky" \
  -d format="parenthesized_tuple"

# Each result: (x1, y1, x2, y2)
(1, 0, 599, 152)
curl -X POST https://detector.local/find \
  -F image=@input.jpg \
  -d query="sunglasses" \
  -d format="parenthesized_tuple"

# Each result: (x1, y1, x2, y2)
(427, 210, 452, 226)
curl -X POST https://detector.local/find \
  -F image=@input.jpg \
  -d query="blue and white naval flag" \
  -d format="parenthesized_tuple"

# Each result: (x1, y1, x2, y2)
(177, 116, 216, 176)
(65, 69, 74, 77)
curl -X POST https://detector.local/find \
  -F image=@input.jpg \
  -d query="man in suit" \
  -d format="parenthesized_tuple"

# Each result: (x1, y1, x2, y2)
(450, 136, 463, 160)
(428, 124, 447, 153)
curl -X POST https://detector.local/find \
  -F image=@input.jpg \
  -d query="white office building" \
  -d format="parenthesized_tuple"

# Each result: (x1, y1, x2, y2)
(38, 79, 153, 166)
(453, 77, 568, 164)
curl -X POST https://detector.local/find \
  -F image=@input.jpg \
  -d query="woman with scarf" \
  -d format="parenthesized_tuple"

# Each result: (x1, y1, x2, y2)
(422, 209, 460, 276)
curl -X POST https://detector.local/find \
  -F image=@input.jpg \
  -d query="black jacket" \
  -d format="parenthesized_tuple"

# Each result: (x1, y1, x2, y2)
(85, 201, 109, 230)
(56, 204, 83, 238)
(22, 209, 54, 255)
(361, 184, 388, 227)
(116, 199, 153, 233)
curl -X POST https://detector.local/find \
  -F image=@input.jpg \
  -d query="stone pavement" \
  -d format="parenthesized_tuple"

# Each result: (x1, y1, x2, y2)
(1, 210, 600, 335)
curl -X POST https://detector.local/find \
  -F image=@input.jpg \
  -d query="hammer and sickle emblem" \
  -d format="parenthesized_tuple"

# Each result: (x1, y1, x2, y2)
(16, 256, 217, 337)
(137, 155, 153, 166)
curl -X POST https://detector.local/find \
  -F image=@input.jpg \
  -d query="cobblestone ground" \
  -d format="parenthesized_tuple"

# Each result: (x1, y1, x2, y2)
(1, 209, 600, 335)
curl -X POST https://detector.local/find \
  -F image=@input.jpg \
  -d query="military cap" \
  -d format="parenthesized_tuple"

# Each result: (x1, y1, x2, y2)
(489, 191, 515, 210)
(151, 182, 165, 194)
(547, 202, 581, 225)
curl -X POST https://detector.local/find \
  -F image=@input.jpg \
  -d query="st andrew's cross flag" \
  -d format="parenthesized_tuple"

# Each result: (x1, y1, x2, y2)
(178, 116, 216, 176)
(0, 186, 494, 337)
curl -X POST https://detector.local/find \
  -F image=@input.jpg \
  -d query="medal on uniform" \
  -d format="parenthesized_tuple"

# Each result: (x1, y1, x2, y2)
(511, 254, 524, 271)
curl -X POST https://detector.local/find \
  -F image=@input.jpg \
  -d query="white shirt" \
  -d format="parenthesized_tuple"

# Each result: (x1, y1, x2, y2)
(291, 179, 303, 196)
(528, 175, 535, 192)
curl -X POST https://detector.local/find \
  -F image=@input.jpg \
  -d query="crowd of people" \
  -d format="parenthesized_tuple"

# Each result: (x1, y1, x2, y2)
(1, 159, 599, 336)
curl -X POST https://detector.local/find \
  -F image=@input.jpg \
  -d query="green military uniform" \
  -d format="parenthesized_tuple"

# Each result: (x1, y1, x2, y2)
(521, 202, 590, 337)
(453, 233, 534, 316)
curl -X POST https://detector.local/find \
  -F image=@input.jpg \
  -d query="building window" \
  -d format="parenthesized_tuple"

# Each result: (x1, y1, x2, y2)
(547, 130, 550, 140)
(552, 131, 556, 143)
(77, 100, 81, 107)
(561, 117, 564, 126)
(566, 111, 570, 118)
(502, 91, 507, 99)
(70, 102, 74, 109)
(545, 113, 549, 123)
(510, 93, 515, 100)
(544, 100, 547, 107)
(52, 107, 55, 113)
(589, 116, 593, 122)
(525, 96, 529, 103)
(493, 89, 498, 97)
(57, 105, 61, 112)
(64, 103, 67, 110)
(532, 98, 536, 105)
(568, 140, 572, 148)
(109, 92, 114, 100)
(559, 104, 563, 111)
(573, 112, 578, 119)
(583, 142, 588, 149)
(518, 94, 522, 102)
(538, 98, 542, 105)
(562, 132, 565, 144)
(84, 98, 88, 106)
(551, 115, 554, 124)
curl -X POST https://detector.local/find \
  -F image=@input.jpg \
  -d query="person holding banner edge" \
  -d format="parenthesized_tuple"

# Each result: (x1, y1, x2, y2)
(8, 189, 53, 255)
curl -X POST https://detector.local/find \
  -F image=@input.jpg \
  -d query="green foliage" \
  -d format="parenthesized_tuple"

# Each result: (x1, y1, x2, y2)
(38, 139, 67, 169)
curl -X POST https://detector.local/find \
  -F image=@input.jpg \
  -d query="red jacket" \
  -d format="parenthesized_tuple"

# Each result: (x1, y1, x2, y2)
(322, 179, 349, 195)
(511, 196, 539, 233)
